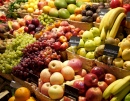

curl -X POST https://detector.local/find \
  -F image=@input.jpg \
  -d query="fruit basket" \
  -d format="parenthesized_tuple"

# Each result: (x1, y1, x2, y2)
(95, 60, 130, 79)
(0, 71, 13, 81)
(66, 49, 95, 71)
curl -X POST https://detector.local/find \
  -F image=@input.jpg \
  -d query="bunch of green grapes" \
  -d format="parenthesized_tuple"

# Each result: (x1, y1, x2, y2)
(38, 13, 55, 26)
(0, 33, 36, 74)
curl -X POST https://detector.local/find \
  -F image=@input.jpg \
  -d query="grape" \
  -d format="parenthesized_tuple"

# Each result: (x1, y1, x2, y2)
(0, 33, 36, 74)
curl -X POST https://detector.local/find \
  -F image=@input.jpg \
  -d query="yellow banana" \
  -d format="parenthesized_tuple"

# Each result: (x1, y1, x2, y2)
(103, 79, 122, 99)
(106, 29, 110, 38)
(108, 7, 125, 30)
(108, 12, 126, 38)
(111, 75, 130, 95)
(99, 9, 113, 32)
(110, 85, 130, 101)
(100, 27, 107, 43)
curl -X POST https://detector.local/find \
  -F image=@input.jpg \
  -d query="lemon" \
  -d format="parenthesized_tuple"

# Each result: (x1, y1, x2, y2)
(27, 8, 34, 13)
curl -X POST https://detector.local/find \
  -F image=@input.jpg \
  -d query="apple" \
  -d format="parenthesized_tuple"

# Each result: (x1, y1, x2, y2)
(82, 31, 93, 41)
(110, 0, 123, 8)
(68, 58, 83, 72)
(123, 4, 130, 14)
(59, 35, 67, 43)
(38, 1, 47, 10)
(40, 68, 51, 83)
(17, 18, 25, 26)
(84, 40, 96, 51)
(50, 72, 64, 85)
(90, 27, 100, 37)
(84, 73, 98, 87)
(76, 69, 87, 77)
(65, 80, 75, 86)
(105, 73, 116, 85)
(63, 60, 69, 67)
(63, 26, 71, 33)
(33, 9, 41, 15)
(24, 15, 33, 21)
(78, 96, 86, 101)
(63, 96, 72, 101)
(51, 41, 61, 50)
(65, 32, 72, 40)
(28, 24, 35, 31)
(61, 66, 75, 81)
(60, 21, 69, 26)
(85, 51, 95, 59)
(94, 36, 101, 46)
(77, 48, 87, 57)
(90, 66, 105, 81)
(67, 46, 77, 53)
(41, 82, 51, 96)
(97, 81, 108, 92)
(32, 18, 40, 27)
(73, 80, 87, 95)
(60, 42, 69, 51)
(12, 22, 20, 30)
(78, 39, 85, 48)
(113, 58, 124, 68)
(74, 75, 82, 80)
(38, 78, 44, 91)
(85, 87, 102, 101)
(48, 85, 64, 99)
(48, 60, 63, 73)
(26, 20, 32, 26)
(24, 26, 29, 33)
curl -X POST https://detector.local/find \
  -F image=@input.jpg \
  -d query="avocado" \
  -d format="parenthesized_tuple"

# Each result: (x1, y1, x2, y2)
(66, 0, 76, 4)
(76, 1, 85, 7)
(81, 10, 86, 16)
(81, 16, 88, 22)
(92, 13, 98, 21)
(54, 0, 67, 9)
(85, 4, 91, 11)
(58, 8, 70, 19)
(86, 10, 93, 17)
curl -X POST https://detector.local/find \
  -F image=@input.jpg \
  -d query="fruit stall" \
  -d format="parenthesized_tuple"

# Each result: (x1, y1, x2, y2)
(0, 0, 130, 101)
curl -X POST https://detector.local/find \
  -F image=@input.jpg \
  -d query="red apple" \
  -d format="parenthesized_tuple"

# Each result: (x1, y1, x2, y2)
(78, 96, 86, 101)
(110, 0, 123, 8)
(97, 81, 108, 92)
(12, 22, 20, 30)
(60, 42, 69, 51)
(63, 26, 71, 33)
(57, 30, 65, 37)
(52, 41, 61, 50)
(123, 4, 130, 14)
(68, 58, 83, 72)
(60, 21, 69, 26)
(85, 87, 102, 101)
(41, 82, 51, 96)
(63, 96, 71, 101)
(32, 18, 40, 27)
(59, 35, 67, 43)
(26, 20, 32, 26)
(90, 66, 105, 80)
(105, 73, 116, 85)
(24, 26, 29, 32)
(65, 32, 72, 40)
(73, 80, 87, 95)
(84, 73, 98, 87)
(38, 78, 44, 91)
(38, 1, 47, 10)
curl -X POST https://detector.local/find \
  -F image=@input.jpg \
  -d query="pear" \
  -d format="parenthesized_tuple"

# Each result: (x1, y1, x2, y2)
(67, 46, 77, 53)
(105, 37, 116, 45)
(77, 48, 87, 57)
(122, 49, 130, 61)
(123, 61, 130, 71)
(118, 38, 130, 50)
(113, 58, 124, 68)
(94, 45, 105, 58)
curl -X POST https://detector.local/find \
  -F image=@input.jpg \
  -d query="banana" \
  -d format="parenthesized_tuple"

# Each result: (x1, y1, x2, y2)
(106, 29, 110, 38)
(99, 9, 113, 31)
(100, 27, 107, 43)
(108, 7, 125, 30)
(108, 12, 126, 38)
(111, 75, 130, 95)
(103, 79, 122, 99)
(110, 85, 130, 101)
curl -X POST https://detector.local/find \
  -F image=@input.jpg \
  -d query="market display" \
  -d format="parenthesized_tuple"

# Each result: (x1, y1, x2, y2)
(0, 0, 130, 101)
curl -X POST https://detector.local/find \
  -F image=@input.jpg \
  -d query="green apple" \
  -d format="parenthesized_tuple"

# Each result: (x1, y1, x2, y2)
(85, 51, 95, 59)
(84, 40, 96, 51)
(78, 39, 85, 48)
(90, 27, 100, 37)
(82, 31, 94, 41)
(94, 36, 101, 46)
(77, 48, 87, 57)
(67, 46, 77, 53)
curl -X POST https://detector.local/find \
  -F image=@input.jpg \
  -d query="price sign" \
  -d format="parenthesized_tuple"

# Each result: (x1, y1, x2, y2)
(64, 84, 79, 101)
(126, 12, 130, 21)
(28, 72, 39, 85)
(69, 36, 80, 46)
(103, 44, 119, 58)
(98, 9, 109, 18)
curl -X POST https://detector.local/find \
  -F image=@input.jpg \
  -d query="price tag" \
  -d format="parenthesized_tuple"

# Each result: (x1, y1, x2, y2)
(64, 84, 79, 101)
(126, 12, 130, 21)
(28, 73, 39, 85)
(103, 44, 119, 58)
(69, 36, 80, 46)
(98, 9, 109, 18)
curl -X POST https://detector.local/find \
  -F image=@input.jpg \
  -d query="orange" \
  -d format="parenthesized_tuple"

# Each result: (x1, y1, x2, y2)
(14, 87, 31, 101)
(8, 96, 15, 101)
(26, 97, 36, 101)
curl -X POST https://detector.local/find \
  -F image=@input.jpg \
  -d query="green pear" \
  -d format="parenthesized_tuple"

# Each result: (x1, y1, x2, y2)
(77, 48, 87, 57)
(113, 58, 124, 68)
(78, 39, 84, 48)
(82, 31, 94, 41)
(123, 61, 130, 71)
(67, 46, 77, 53)
(90, 27, 100, 37)
(84, 40, 96, 51)
(122, 49, 130, 61)
(94, 36, 101, 46)
(118, 38, 130, 50)
(85, 51, 95, 59)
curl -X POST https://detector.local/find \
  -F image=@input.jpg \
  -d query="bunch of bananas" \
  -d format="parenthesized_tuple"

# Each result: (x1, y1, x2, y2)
(103, 75, 130, 101)
(99, 7, 126, 43)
